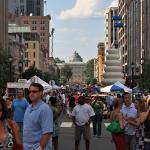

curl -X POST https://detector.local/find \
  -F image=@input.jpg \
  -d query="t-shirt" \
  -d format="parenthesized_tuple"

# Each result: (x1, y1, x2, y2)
(92, 101, 103, 115)
(72, 104, 95, 126)
(11, 98, 29, 123)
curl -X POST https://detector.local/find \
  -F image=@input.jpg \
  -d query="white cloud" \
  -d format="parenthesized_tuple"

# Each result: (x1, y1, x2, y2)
(59, 0, 102, 20)
(108, 0, 118, 8)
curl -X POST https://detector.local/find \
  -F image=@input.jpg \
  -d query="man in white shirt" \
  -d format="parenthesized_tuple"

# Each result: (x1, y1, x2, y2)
(120, 92, 137, 150)
(72, 96, 95, 150)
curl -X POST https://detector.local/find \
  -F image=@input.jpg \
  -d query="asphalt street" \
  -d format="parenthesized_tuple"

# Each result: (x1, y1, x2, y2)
(58, 114, 115, 150)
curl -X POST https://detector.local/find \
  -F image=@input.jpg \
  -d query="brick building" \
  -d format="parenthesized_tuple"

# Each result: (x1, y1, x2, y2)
(18, 15, 51, 72)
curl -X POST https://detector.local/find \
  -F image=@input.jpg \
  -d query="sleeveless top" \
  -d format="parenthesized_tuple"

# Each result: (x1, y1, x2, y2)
(144, 114, 150, 139)
(0, 120, 14, 149)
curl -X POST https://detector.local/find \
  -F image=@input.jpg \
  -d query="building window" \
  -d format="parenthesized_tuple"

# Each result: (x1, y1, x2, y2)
(33, 43, 36, 49)
(20, 6, 24, 15)
(37, 8, 40, 16)
(41, 20, 45, 24)
(25, 43, 28, 48)
(37, 0, 40, 5)
(25, 62, 28, 67)
(25, 52, 28, 58)
(32, 26, 36, 30)
(24, 20, 28, 24)
(33, 61, 36, 66)
(40, 26, 45, 30)
(40, 33, 45, 36)
(20, 0, 24, 3)
(32, 21, 37, 24)
(33, 52, 36, 58)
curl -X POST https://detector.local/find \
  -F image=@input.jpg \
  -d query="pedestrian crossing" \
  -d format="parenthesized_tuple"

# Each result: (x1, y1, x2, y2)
(60, 122, 110, 128)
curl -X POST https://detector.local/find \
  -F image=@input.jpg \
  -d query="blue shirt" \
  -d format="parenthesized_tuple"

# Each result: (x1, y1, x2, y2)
(11, 98, 29, 123)
(121, 103, 137, 135)
(23, 101, 53, 150)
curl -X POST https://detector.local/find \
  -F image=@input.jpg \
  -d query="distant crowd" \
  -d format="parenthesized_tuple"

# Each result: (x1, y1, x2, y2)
(0, 84, 150, 150)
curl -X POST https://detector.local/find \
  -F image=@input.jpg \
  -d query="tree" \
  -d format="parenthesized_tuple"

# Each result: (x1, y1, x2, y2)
(0, 48, 15, 88)
(84, 59, 97, 84)
(54, 57, 65, 63)
(84, 59, 94, 79)
(22, 66, 43, 80)
(61, 65, 72, 83)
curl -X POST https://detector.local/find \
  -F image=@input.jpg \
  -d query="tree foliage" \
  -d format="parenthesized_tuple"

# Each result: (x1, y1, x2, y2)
(22, 65, 61, 85)
(0, 48, 15, 88)
(22, 66, 43, 80)
(60, 64, 72, 83)
(84, 59, 94, 79)
(54, 57, 65, 63)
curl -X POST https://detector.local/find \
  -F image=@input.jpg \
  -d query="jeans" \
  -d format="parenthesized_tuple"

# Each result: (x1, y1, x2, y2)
(125, 134, 136, 150)
(144, 141, 150, 150)
(92, 114, 102, 136)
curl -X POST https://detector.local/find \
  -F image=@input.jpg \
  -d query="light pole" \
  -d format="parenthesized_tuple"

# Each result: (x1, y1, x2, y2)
(8, 57, 13, 81)
(131, 62, 135, 88)
(131, 62, 135, 101)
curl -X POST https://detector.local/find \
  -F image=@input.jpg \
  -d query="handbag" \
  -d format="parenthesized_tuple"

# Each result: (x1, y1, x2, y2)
(107, 112, 124, 133)
(107, 119, 124, 133)
(7, 119, 24, 150)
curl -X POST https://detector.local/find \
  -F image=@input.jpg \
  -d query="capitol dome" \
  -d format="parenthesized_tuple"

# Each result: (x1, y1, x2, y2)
(69, 51, 83, 62)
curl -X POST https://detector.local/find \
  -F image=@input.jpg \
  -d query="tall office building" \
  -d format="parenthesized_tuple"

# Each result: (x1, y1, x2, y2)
(8, 0, 26, 16)
(143, 0, 150, 63)
(104, 7, 118, 50)
(26, 0, 44, 16)
(118, 0, 128, 73)
(8, 0, 44, 16)
(0, 0, 8, 49)
(126, 0, 144, 75)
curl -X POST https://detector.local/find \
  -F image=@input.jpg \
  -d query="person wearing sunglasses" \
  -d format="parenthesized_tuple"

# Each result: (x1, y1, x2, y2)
(0, 97, 22, 149)
(23, 83, 53, 150)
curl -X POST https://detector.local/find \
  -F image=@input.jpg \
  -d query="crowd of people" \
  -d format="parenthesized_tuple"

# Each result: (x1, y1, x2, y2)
(0, 83, 150, 150)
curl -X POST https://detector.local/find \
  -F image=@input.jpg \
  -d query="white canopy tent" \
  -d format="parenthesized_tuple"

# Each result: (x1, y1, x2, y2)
(101, 85, 112, 93)
(27, 76, 52, 91)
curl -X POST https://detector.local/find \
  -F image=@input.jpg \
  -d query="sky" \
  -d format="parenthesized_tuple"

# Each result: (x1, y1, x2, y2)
(46, 0, 118, 63)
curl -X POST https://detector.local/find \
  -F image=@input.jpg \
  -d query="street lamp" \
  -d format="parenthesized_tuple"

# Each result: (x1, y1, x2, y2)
(8, 57, 13, 81)
(131, 62, 135, 87)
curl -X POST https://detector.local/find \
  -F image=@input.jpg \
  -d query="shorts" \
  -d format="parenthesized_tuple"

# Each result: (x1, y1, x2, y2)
(74, 124, 91, 141)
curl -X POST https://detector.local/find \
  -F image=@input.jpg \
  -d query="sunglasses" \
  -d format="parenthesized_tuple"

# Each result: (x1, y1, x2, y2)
(28, 90, 39, 93)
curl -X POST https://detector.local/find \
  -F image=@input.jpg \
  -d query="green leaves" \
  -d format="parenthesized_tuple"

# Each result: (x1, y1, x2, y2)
(84, 59, 97, 84)
(60, 64, 72, 84)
